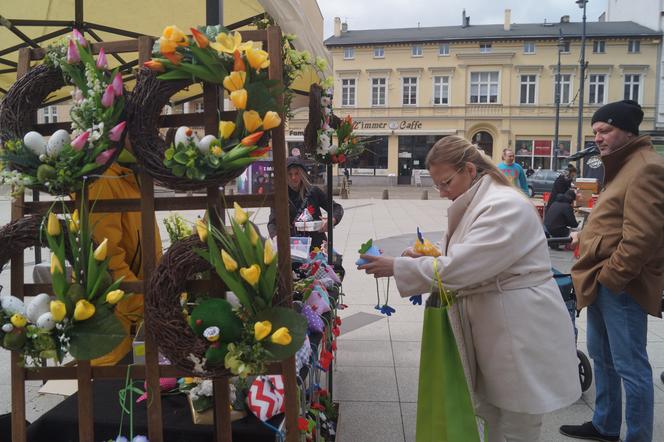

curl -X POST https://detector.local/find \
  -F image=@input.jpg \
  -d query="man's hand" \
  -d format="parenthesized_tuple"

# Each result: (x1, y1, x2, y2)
(358, 254, 395, 278)
(570, 231, 580, 249)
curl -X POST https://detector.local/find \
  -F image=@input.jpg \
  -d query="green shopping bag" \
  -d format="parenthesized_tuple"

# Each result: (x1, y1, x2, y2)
(416, 260, 481, 442)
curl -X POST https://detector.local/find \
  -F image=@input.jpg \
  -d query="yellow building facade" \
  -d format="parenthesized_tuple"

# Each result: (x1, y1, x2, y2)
(286, 14, 661, 184)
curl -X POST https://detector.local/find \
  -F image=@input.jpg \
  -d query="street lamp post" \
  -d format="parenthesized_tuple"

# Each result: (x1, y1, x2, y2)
(575, 0, 588, 172)
(554, 31, 564, 170)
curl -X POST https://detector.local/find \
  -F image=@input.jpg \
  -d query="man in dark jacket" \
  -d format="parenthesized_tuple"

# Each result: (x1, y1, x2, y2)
(544, 189, 579, 241)
(560, 100, 664, 442)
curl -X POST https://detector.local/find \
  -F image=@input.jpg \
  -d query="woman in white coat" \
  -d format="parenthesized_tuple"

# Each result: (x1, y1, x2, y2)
(359, 136, 580, 441)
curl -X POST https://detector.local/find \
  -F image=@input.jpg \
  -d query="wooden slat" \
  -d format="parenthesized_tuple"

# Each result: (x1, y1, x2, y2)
(29, 39, 140, 61)
(213, 378, 233, 442)
(158, 111, 237, 128)
(237, 30, 269, 44)
(76, 360, 94, 442)
(21, 193, 275, 215)
(10, 47, 32, 442)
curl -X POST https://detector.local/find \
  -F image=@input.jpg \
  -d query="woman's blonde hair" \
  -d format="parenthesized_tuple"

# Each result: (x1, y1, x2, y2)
(425, 135, 511, 187)
(290, 166, 312, 200)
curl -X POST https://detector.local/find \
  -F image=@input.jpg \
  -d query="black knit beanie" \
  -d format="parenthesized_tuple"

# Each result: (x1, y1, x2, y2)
(591, 100, 643, 135)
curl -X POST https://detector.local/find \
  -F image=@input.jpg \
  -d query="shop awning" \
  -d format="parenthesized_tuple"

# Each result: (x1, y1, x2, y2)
(0, 0, 329, 103)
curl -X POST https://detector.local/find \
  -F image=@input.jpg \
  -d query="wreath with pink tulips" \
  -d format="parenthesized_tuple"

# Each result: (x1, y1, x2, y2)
(142, 25, 283, 183)
(0, 30, 127, 195)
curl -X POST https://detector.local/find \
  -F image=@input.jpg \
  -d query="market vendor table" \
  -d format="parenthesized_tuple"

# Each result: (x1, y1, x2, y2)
(25, 379, 281, 442)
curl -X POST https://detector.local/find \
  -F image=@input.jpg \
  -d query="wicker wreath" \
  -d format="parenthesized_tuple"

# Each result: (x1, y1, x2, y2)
(0, 215, 74, 274)
(126, 68, 248, 192)
(144, 234, 232, 375)
(0, 64, 124, 196)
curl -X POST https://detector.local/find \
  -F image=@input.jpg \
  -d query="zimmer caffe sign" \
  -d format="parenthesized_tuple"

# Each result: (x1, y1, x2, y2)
(352, 120, 423, 130)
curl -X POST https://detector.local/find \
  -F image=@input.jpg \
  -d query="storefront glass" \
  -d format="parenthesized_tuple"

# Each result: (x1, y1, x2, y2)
(515, 138, 571, 171)
(349, 135, 388, 175)
(398, 135, 440, 169)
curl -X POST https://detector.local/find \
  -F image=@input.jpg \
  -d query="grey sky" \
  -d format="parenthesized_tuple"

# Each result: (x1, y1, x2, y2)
(318, 0, 608, 38)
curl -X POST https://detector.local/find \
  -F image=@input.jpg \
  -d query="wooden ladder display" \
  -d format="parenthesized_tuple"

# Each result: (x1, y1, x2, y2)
(9, 27, 300, 442)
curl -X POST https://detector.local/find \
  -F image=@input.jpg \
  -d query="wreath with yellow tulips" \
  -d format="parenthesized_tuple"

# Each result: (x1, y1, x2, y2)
(0, 208, 129, 365)
(128, 25, 283, 191)
(144, 204, 306, 377)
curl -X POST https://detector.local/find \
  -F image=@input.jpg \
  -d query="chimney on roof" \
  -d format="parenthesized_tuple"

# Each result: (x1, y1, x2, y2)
(561, 15, 570, 23)
(341, 22, 348, 32)
(504, 9, 511, 31)
(334, 17, 341, 37)
(462, 9, 467, 28)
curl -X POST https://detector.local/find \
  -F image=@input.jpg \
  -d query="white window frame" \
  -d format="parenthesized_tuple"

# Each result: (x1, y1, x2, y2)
(624, 73, 641, 102)
(402, 76, 418, 106)
(42, 105, 58, 124)
(438, 43, 449, 56)
(479, 43, 492, 53)
(555, 73, 573, 105)
(561, 41, 571, 53)
(343, 47, 354, 60)
(628, 40, 640, 53)
(469, 71, 500, 104)
(523, 42, 535, 54)
(371, 77, 387, 107)
(341, 78, 357, 107)
(411, 45, 423, 57)
(519, 74, 538, 105)
(432, 75, 450, 106)
(588, 73, 607, 105)
(373, 47, 384, 58)
(194, 102, 204, 113)
(593, 40, 605, 54)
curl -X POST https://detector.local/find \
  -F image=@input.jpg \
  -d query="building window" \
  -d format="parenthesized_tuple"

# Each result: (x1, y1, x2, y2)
(523, 42, 535, 54)
(371, 78, 386, 107)
(469, 71, 499, 103)
(438, 43, 449, 56)
(561, 41, 571, 53)
(558, 73, 572, 104)
(373, 47, 384, 58)
(520, 74, 537, 104)
(588, 74, 606, 104)
(343, 47, 354, 59)
(624, 74, 640, 102)
(411, 45, 422, 57)
(402, 77, 418, 105)
(42, 105, 58, 124)
(479, 43, 492, 53)
(341, 78, 356, 106)
(194, 102, 204, 113)
(433, 76, 449, 105)
(628, 39, 640, 53)
(593, 40, 605, 53)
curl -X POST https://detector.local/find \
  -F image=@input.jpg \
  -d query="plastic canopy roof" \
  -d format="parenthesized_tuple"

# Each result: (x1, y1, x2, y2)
(0, 0, 327, 104)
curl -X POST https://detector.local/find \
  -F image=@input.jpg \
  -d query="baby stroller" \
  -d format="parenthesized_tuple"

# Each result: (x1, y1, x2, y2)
(548, 237, 593, 392)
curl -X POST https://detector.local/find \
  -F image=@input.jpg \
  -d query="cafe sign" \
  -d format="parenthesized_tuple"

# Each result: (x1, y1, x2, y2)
(353, 120, 423, 130)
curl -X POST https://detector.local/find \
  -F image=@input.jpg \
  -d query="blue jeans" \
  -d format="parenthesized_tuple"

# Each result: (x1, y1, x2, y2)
(587, 283, 653, 442)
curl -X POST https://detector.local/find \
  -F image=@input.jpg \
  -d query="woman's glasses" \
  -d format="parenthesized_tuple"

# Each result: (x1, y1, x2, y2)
(432, 168, 462, 191)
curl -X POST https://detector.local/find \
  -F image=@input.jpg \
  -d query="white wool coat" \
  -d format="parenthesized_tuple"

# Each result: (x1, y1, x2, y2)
(393, 176, 581, 414)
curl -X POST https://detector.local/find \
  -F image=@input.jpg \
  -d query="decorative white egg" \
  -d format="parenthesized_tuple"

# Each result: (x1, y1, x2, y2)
(0, 295, 26, 316)
(1, 323, 13, 333)
(26, 293, 51, 323)
(46, 129, 71, 157)
(36, 312, 56, 331)
(197, 135, 219, 155)
(23, 131, 46, 156)
(174, 126, 198, 148)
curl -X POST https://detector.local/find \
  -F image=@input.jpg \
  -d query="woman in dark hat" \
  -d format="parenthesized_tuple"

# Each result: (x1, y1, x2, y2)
(267, 156, 344, 250)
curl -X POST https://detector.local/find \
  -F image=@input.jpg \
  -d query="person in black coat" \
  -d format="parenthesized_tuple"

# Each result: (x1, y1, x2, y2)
(544, 189, 579, 242)
(546, 164, 577, 209)
(267, 156, 344, 250)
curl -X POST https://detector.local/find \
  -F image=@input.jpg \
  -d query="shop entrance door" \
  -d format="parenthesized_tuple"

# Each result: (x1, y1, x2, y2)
(398, 154, 412, 185)
(472, 131, 494, 158)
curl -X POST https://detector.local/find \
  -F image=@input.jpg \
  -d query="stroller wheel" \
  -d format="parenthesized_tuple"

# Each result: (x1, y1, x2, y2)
(577, 349, 593, 392)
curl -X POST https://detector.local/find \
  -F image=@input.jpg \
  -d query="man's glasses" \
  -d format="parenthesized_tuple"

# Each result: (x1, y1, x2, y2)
(432, 168, 462, 191)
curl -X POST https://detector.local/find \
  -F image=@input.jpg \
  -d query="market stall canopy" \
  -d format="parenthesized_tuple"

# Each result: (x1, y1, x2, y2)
(0, 0, 329, 103)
